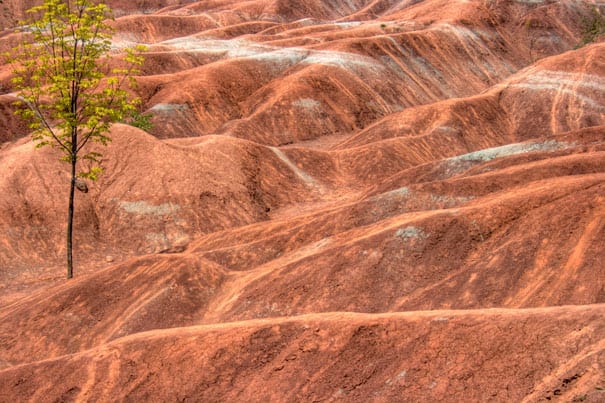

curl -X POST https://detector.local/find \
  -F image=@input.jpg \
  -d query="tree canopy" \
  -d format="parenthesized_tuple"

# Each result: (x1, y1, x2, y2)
(10, 0, 146, 180)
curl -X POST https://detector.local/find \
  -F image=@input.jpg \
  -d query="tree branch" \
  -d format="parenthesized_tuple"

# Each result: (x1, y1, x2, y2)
(24, 99, 70, 153)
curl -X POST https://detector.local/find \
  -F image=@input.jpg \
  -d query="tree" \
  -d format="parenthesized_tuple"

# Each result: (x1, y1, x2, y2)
(7, 0, 146, 278)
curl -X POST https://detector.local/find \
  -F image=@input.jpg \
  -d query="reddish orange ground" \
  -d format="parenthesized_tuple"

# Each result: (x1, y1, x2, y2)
(1, 0, 605, 401)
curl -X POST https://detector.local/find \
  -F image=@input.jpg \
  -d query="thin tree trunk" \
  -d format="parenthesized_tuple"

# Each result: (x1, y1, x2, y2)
(66, 136, 77, 279)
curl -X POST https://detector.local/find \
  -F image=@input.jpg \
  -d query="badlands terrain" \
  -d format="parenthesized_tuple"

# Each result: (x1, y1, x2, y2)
(1, 0, 605, 401)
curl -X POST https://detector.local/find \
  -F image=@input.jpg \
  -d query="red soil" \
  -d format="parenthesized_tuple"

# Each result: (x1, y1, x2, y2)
(1, 0, 604, 401)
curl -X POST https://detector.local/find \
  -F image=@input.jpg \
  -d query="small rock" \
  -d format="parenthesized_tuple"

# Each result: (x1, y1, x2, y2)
(75, 178, 88, 193)
(105, 256, 114, 263)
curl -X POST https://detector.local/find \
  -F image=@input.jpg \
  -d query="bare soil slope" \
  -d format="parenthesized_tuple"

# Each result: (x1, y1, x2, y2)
(1, 0, 604, 401)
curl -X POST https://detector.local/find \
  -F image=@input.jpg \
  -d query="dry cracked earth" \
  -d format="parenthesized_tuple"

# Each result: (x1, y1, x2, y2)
(1, 0, 605, 401)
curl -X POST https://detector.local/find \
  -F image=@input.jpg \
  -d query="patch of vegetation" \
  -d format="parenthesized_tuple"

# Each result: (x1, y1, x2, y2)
(524, 17, 538, 30)
(125, 110, 154, 131)
(578, 7, 605, 47)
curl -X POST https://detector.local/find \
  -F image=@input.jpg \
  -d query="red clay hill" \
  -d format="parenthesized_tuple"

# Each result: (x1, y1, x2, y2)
(1, 0, 605, 401)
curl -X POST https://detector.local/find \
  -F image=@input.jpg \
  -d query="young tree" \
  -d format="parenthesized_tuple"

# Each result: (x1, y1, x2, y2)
(7, 0, 146, 278)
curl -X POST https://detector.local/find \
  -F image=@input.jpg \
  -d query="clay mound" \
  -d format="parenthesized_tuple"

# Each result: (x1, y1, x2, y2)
(277, 43, 605, 188)
(182, 133, 605, 323)
(1, 307, 604, 402)
(0, 124, 324, 303)
(0, 0, 192, 29)
(105, 0, 594, 144)
(0, 253, 225, 366)
(371, 126, 605, 195)
(338, 43, 605, 154)
(219, 175, 604, 317)
(500, 43, 605, 141)
(111, 14, 240, 44)
(189, 127, 605, 256)
(1, 0, 595, 145)
(383, 0, 592, 59)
